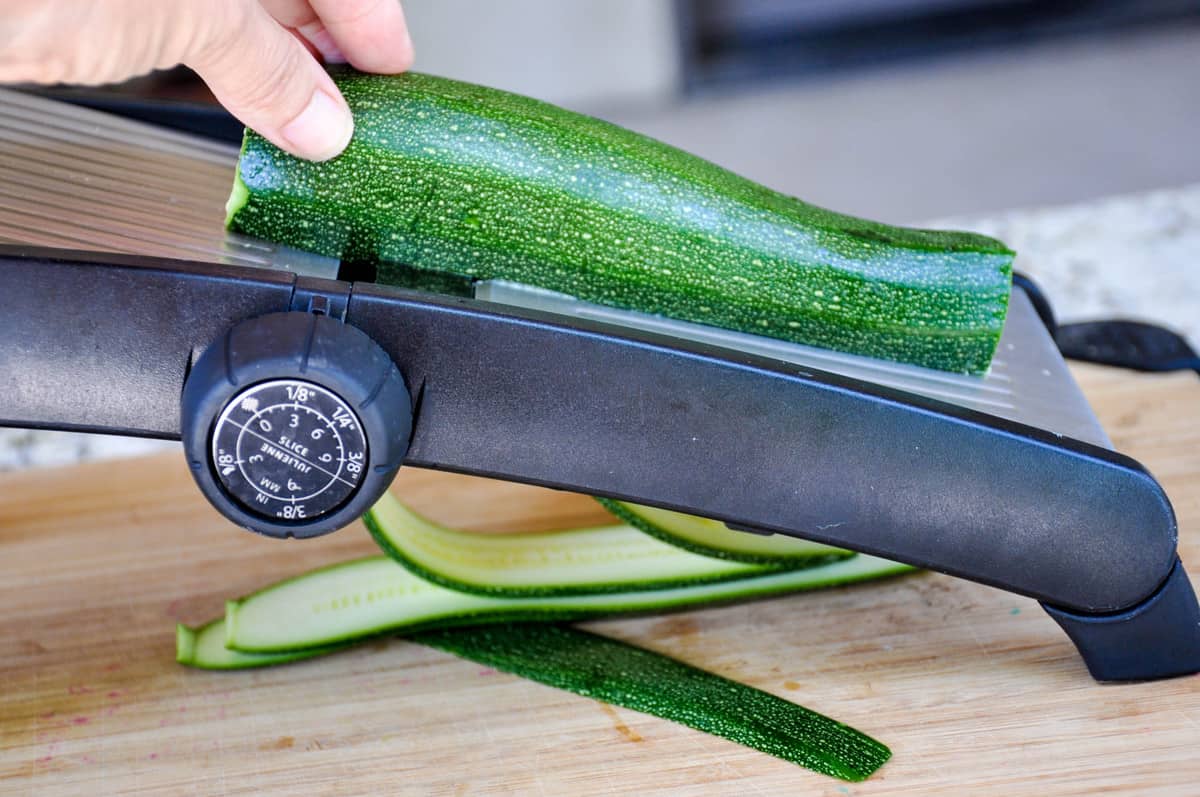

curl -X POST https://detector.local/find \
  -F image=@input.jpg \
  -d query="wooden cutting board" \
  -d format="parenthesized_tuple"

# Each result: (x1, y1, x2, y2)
(2, 363, 1198, 796)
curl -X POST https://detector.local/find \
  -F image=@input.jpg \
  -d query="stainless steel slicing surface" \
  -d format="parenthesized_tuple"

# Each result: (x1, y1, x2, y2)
(0, 88, 338, 277)
(1, 87, 1110, 449)
(477, 280, 1113, 449)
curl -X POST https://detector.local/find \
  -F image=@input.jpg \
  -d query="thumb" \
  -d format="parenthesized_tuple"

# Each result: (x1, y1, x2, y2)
(188, 0, 354, 161)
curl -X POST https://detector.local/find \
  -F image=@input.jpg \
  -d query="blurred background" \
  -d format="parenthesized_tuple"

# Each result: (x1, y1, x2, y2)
(103, 0, 1200, 223)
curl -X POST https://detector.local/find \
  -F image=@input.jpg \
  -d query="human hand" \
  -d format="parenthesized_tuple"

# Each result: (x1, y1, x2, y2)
(0, 0, 414, 161)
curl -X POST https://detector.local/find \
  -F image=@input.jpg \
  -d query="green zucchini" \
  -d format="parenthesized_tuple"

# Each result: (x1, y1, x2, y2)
(226, 69, 1013, 374)
(218, 551, 909, 654)
(176, 617, 347, 670)
(178, 618, 889, 782)
(182, 506, 906, 781)
(596, 498, 848, 565)
(361, 492, 839, 596)
(413, 623, 890, 782)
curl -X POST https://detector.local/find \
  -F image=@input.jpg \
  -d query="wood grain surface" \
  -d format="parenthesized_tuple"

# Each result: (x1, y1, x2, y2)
(2, 363, 1198, 795)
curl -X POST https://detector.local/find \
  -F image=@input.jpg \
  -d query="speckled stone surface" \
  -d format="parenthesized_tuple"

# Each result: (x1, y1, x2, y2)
(0, 431, 176, 472)
(2, 182, 1198, 472)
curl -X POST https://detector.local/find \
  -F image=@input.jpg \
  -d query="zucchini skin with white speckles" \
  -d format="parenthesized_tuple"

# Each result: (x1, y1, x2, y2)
(412, 623, 891, 781)
(226, 69, 1013, 373)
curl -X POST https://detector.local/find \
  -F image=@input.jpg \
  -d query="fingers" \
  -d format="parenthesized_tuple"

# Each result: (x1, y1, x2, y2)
(188, 0, 353, 161)
(257, 0, 347, 64)
(0, 1, 51, 82)
(307, 0, 414, 74)
(0, 0, 185, 86)
(190, 0, 416, 162)
(0, 0, 410, 162)
(258, 0, 413, 73)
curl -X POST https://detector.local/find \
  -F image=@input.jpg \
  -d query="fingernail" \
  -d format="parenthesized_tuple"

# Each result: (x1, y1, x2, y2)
(281, 91, 353, 161)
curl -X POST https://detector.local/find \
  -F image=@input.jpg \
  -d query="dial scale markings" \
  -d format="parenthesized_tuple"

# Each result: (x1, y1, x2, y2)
(211, 379, 368, 521)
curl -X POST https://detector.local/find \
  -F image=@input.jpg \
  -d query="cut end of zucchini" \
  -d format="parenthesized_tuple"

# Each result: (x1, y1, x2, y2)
(223, 599, 241, 648)
(223, 137, 251, 228)
(179, 616, 338, 670)
(175, 624, 197, 665)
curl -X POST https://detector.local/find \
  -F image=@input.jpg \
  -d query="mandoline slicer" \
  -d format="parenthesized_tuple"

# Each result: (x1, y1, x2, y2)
(1, 88, 1197, 682)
